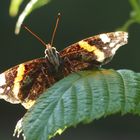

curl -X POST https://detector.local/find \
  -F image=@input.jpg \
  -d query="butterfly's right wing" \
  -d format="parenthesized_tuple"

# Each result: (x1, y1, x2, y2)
(0, 58, 55, 109)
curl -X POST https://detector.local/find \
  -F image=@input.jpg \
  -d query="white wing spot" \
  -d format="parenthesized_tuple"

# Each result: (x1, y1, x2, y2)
(103, 47, 107, 50)
(111, 44, 121, 54)
(0, 88, 4, 93)
(115, 31, 121, 37)
(109, 42, 116, 48)
(7, 86, 10, 90)
(99, 34, 111, 43)
(0, 73, 6, 86)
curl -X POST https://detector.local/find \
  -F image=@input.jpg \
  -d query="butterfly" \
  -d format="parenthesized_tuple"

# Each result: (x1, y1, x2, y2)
(0, 16, 128, 109)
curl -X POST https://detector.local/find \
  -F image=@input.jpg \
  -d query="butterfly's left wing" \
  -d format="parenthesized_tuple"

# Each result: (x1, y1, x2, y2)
(60, 31, 128, 66)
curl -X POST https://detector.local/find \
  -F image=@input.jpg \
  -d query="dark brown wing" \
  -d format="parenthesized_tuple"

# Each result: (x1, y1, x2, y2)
(60, 31, 128, 65)
(0, 57, 69, 109)
(0, 57, 91, 109)
(0, 58, 46, 108)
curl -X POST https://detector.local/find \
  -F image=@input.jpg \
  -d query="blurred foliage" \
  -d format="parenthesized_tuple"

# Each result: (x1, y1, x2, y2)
(119, 0, 140, 30)
(9, 0, 23, 17)
(9, 0, 140, 33)
(9, 0, 51, 34)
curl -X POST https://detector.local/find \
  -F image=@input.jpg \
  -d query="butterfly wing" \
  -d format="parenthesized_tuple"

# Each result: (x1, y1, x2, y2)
(60, 31, 128, 65)
(0, 58, 57, 109)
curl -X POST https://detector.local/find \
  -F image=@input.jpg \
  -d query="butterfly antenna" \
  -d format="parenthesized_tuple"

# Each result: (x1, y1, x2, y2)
(50, 13, 61, 46)
(23, 25, 47, 47)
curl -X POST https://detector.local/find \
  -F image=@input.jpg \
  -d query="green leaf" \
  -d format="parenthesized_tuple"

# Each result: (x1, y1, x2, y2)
(9, 0, 24, 17)
(119, 0, 140, 30)
(14, 0, 51, 34)
(129, 0, 140, 13)
(21, 69, 140, 140)
(130, 0, 140, 23)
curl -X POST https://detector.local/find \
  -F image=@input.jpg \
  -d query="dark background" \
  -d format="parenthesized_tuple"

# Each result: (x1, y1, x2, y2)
(0, 0, 140, 140)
